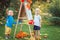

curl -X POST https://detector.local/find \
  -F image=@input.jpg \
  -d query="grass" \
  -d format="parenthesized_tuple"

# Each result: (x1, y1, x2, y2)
(0, 23, 60, 40)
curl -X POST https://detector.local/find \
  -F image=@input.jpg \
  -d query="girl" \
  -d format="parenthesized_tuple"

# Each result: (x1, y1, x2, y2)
(34, 8, 42, 40)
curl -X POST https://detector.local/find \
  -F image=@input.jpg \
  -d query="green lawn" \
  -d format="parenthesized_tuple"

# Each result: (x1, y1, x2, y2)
(0, 24, 60, 40)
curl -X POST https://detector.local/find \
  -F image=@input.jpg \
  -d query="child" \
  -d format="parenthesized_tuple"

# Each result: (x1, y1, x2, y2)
(5, 10, 16, 39)
(34, 8, 41, 40)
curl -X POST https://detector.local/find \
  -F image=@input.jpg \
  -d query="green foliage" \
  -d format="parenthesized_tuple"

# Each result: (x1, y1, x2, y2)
(48, 0, 60, 25)
(48, 0, 60, 17)
(49, 17, 60, 25)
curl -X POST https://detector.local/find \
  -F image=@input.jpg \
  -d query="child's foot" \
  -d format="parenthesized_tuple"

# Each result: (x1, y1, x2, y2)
(8, 36, 10, 39)
(37, 36, 41, 40)
(8, 36, 12, 39)
(5, 36, 11, 39)
(5, 36, 9, 39)
(8, 34, 12, 39)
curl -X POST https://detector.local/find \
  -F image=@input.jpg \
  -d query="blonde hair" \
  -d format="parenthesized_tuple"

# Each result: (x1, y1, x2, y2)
(35, 8, 40, 15)
(8, 10, 13, 15)
(35, 8, 40, 11)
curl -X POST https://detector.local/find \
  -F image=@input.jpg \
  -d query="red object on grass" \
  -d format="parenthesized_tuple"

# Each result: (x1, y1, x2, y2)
(15, 31, 28, 39)
(20, 0, 24, 2)
(29, 20, 34, 25)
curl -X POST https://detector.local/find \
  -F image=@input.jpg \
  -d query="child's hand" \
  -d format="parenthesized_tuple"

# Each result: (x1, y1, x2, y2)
(40, 25, 41, 27)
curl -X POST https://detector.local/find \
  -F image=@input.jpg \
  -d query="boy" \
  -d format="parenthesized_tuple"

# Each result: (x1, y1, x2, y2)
(5, 10, 16, 39)
(34, 8, 41, 40)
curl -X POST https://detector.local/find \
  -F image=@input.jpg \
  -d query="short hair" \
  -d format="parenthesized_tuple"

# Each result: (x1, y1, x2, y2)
(35, 8, 40, 14)
(35, 8, 40, 11)
(8, 10, 13, 12)
(8, 10, 13, 15)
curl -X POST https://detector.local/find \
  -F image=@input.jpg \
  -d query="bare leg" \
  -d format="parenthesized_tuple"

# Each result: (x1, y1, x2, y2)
(37, 30, 41, 40)
(34, 30, 37, 40)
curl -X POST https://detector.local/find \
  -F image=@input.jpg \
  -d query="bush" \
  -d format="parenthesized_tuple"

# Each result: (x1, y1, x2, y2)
(48, 0, 60, 17)
(48, 0, 60, 25)
(49, 17, 60, 25)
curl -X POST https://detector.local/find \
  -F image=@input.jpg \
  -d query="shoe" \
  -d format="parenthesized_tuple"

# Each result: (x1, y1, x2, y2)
(37, 36, 41, 40)
(7, 34, 12, 39)
(5, 36, 9, 39)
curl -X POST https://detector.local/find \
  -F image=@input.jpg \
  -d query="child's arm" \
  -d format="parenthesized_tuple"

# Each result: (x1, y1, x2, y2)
(40, 16, 42, 27)
(8, 17, 16, 25)
(13, 21, 16, 24)
(13, 19, 17, 24)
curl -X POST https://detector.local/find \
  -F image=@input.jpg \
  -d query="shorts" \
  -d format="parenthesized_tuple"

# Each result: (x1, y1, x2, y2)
(5, 26, 11, 35)
(33, 25, 40, 30)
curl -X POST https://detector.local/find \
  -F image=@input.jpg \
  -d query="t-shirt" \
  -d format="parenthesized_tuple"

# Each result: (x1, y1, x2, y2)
(5, 15, 15, 28)
(34, 15, 41, 26)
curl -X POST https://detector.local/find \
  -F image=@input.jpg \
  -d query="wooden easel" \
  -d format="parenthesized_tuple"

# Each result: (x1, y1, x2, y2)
(14, 0, 35, 40)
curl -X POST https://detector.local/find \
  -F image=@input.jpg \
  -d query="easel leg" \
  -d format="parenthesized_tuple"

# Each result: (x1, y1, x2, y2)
(20, 24, 22, 31)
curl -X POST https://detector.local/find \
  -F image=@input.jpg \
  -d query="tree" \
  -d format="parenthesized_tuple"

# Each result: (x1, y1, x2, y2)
(49, 0, 60, 17)
(48, 0, 60, 25)
(0, 0, 11, 18)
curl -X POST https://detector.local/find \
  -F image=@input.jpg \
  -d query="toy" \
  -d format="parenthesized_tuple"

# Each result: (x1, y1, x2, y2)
(29, 20, 34, 25)
(14, 0, 34, 40)
(15, 31, 28, 39)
